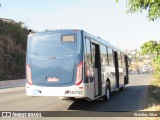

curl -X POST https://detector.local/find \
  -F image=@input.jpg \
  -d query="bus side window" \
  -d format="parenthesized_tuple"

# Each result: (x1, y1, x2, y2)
(100, 45, 108, 65)
(122, 54, 125, 68)
(106, 46, 109, 65)
(91, 43, 96, 67)
(85, 38, 92, 65)
(118, 52, 123, 68)
(107, 47, 114, 66)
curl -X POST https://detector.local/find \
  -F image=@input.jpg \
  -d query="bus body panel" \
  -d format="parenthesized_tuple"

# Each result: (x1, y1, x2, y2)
(101, 65, 117, 92)
(26, 29, 129, 101)
(29, 55, 75, 86)
(82, 31, 128, 97)
(26, 82, 95, 100)
(26, 30, 83, 87)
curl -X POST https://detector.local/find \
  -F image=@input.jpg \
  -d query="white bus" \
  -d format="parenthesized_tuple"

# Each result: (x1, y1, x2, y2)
(26, 29, 129, 101)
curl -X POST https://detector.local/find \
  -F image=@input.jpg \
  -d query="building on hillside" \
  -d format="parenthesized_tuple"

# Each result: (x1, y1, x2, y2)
(0, 18, 15, 24)
(125, 49, 154, 72)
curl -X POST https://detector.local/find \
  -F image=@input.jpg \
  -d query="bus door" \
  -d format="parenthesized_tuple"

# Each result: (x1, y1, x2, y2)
(114, 51, 119, 89)
(124, 55, 129, 84)
(91, 43, 102, 97)
(118, 52, 125, 88)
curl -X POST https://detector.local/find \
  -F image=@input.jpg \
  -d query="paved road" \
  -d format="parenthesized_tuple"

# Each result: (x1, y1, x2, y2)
(0, 74, 153, 112)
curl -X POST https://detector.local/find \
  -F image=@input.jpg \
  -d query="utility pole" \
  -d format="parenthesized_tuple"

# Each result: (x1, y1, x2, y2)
(115, 30, 120, 48)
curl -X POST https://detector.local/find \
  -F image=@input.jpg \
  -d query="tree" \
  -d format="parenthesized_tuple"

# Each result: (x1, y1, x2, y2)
(141, 40, 160, 53)
(116, 0, 160, 21)
(141, 40, 160, 73)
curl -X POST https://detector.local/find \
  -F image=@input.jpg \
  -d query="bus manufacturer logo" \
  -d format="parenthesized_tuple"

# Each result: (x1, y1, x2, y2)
(47, 77, 59, 82)
(48, 56, 56, 59)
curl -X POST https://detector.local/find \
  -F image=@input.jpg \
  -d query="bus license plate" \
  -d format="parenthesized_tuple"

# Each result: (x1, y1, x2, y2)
(47, 77, 59, 82)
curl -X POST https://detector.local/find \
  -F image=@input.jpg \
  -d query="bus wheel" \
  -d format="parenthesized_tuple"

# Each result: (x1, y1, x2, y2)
(103, 82, 111, 101)
(120, 85, 125, 90)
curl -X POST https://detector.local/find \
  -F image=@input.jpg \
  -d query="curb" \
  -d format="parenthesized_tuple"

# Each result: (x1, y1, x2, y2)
(0, 79, 26, 89)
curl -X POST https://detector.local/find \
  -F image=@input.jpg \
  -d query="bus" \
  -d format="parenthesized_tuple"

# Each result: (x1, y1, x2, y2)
(26, 29, 129, 101)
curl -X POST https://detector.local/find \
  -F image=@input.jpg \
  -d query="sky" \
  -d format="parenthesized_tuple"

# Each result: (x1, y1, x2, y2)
(0, 0, 159, 50)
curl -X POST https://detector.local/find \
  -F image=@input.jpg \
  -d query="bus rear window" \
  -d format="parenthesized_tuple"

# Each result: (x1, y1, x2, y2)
(61, 35, 75, 42)
(29, 33, 78, 56)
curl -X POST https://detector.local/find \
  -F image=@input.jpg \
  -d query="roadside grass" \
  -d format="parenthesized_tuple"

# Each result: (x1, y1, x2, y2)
(142, 74, 160, 120)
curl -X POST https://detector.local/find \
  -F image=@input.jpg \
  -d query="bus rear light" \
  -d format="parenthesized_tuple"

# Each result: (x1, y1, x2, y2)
(27, 64, 32, 85)
(76, 62, 83, 85)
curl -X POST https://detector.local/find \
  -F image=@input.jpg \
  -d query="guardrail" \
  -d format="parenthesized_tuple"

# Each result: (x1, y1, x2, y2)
(0, 79, 25, 89)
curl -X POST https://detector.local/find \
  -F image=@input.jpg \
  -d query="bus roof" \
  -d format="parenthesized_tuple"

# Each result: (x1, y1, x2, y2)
(29, 29, 126, 54)
(82, 30, 125, 54)
(28, 29, 82, 36)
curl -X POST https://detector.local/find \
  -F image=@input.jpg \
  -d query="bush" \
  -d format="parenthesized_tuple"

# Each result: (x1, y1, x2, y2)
(0, 20, 29, 80)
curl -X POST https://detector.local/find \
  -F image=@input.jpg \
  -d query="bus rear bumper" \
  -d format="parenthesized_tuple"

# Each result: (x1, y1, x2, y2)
(26, 83, 86, 98)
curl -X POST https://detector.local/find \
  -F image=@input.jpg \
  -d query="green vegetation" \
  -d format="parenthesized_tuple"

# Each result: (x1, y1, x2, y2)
(143, 74, 160, 113)
(140, 41, 160, 112)
(141, 42, 160, 120)
(141, 40, 160, 73)
(0, 20, 29, 80)
(148, 74, 160, 106)
(116, 0, 160, 21)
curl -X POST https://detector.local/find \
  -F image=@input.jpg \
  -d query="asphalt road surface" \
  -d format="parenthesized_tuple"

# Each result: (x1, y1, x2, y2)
(0, 74, 153, 112)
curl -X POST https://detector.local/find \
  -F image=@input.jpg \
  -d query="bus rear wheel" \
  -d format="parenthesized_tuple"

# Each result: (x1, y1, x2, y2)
(103, 82, 111, 101)
(120, 77, 126, 90)
(120, 85, 125, 90)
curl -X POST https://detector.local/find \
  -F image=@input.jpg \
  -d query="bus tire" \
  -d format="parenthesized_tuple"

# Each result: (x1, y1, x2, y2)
(103, 81, 111, 101)
(120, 85, 125, 90)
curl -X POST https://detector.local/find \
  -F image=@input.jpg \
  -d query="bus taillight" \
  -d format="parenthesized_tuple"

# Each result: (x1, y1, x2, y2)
(76, 62, 83, 85)
(27, 64, 32, 85)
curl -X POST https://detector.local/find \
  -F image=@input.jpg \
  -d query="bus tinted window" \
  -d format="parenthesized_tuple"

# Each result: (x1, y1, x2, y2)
(118, 52, 123, 68)
(85, 38, 92, 64)
(30, 33, 77, 56)
(107, 47, 114, 66)
(91, 43, 95, 67)
(100, 45, 108, 65)
(121, 53, 125, 68)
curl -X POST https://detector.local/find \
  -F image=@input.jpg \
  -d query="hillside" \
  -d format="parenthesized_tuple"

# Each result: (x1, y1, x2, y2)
(0, 19, 29, 80)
